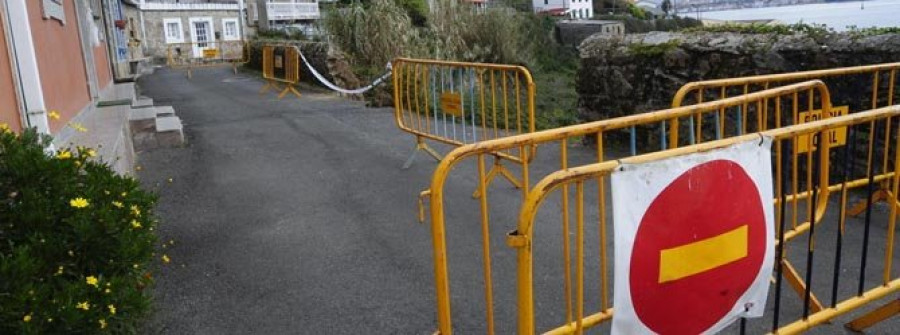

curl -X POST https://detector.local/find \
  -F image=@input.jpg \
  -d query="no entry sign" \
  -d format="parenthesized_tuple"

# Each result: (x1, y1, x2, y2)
(611, 138, 775, 334)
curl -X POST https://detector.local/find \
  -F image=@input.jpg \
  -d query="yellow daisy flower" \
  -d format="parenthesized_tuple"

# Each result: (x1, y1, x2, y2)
(57, 150, 72, 159)
(130, 205, 141, 217)
(76, 301, 90, 310)
(85, 149, 97, 158)
(99, 319, 107, 329)
(23, 314, 32, 322)
(108, 304, 116, 315)
(161, 254, 170, 264)
(70, 198, 89, 208)
(131, 220, 142, 229)
(111, 201, 123, 208)
(86, 276, 99, 287)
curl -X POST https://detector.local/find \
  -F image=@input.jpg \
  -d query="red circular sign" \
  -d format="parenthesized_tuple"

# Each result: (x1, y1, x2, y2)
(630, 159, 766, 334)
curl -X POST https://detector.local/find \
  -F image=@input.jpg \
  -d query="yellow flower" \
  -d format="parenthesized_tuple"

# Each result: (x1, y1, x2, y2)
(70, 197, 89, 208)
(49, 110, 60, 120)
(85, 149, 97, 158)
(104, 288, 111, 294)
(86, 276, 99, 287)
(111, 201, 123, 208)
(161, 254, 170, 264)
(121, 192, 128, 197)
(108, 304, 116, 315)
(99, 319, 107, 329)
(130, 205, 141, 217)
(76, 301, 90, 310)
(0, 123, 8, 132)
(23, 314, 32, 322)
(57, 150, 72, 159)
(131, 220, 142, 229)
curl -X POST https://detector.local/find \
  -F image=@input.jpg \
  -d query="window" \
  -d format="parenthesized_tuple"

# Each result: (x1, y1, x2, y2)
(222, 18, 240, 41)
(163, 18, 184, 44)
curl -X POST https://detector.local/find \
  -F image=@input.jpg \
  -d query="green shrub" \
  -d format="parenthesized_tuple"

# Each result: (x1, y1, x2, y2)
(0, 128, 158, 334)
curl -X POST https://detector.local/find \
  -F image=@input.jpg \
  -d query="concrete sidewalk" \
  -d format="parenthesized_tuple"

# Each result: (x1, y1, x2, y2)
(137, 67, 897, 334)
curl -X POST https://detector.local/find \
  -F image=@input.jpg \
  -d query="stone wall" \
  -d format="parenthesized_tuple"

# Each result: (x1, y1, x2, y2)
(578, 31, 900, 124)
(556, 20, 625, 47)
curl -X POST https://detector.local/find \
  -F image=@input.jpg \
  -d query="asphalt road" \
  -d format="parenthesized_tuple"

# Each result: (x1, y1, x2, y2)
(137, 67, 898, 334)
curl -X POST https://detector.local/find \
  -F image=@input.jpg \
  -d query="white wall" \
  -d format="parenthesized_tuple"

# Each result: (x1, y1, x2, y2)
(532, 0, 594, 19)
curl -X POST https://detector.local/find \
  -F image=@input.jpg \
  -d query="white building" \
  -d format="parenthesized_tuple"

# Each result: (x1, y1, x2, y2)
(250, 0, 321, 32)
(533, 0, 594, 20)
(119, 0, 252, 62)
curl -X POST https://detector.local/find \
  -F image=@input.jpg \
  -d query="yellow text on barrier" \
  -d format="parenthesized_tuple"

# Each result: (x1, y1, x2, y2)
(796, 105, 849, 153)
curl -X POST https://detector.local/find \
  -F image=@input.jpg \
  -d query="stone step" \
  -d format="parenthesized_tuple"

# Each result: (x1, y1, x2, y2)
(155, 116, 185, 148)
(133, 97, 154, 108)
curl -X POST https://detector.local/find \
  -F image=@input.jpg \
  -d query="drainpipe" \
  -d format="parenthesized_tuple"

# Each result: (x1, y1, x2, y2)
(139, 1, 147, 48)
(5, 0, 51, 135)
(238, 0, 246, 41)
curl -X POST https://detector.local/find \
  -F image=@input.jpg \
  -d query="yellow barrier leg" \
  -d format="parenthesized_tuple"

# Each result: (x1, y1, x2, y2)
(845, 299, 900, 331)
(848, 188, 889, 217)
(259, 80, 281, 95)
(782, 259, 826, 314)
(472, 158, 523, 199)
(277, 84, 302, 100)
(418, 189, 431, 224)
(402, 137, 443, 170)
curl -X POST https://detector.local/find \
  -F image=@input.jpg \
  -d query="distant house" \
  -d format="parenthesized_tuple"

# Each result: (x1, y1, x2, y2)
(534, 0, 594, 20)
(115, 1, 252, 65)
(251, 0, 321, 33)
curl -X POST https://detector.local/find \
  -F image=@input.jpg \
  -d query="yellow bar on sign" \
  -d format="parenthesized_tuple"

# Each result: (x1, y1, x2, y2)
(658, 225, 748, 283)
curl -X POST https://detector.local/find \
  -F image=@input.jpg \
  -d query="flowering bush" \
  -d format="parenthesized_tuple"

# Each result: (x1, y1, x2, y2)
(0, 128, 158, 333)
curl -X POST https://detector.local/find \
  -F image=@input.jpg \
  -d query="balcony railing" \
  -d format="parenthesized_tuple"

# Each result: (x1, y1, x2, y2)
(265, 1, 320, 21)
(141, 1, 240, 11)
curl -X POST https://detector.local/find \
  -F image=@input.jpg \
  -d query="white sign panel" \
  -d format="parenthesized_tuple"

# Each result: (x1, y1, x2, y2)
(611, 138, 775, 334)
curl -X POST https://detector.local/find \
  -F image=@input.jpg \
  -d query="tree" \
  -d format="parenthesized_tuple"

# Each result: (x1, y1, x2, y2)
(661, 0, 672, 17)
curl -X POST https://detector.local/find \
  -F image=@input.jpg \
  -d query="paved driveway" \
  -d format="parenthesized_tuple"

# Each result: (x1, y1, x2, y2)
(138, 67, 896, 334)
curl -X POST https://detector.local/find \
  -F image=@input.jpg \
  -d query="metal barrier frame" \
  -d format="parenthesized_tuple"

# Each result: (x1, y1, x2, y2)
(515, 105, 900, 334)
(425, 81, 833, 335)
(392, 58, 536, 202)
(259, 44, 302, 100)
(671, 63, 899, 218)
(165, 41, 250, 79)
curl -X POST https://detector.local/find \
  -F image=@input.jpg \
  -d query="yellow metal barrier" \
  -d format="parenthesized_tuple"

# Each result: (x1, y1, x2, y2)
(259, 45, 302, 100)
(165, 41, 249, 79)
(392, 58, 535, 200)
(515, 105, 900, 334)
(672, 63, 900, 219)
(424, 80, 833, 334)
